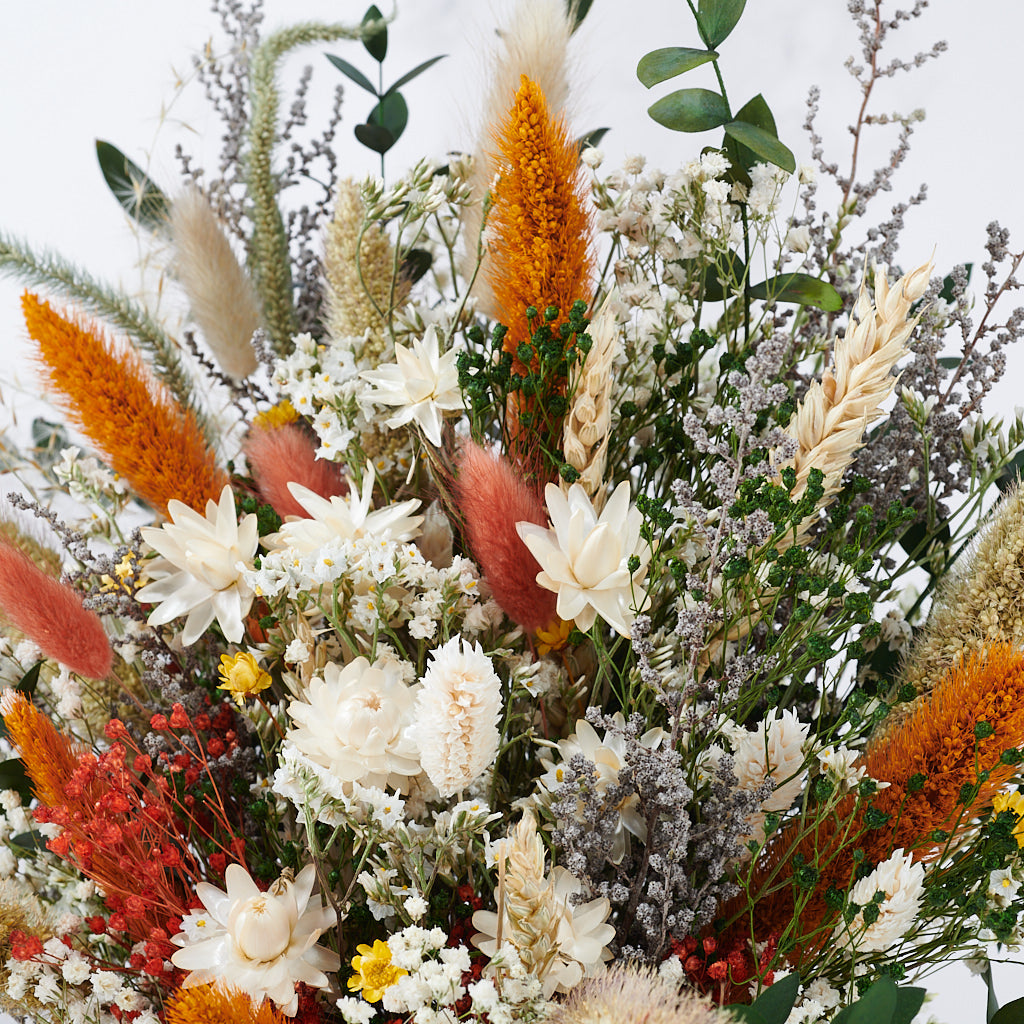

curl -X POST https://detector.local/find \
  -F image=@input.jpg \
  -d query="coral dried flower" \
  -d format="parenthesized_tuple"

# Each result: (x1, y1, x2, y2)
(0, 541, 112, 680)
(23, 292, 227, 513)
(165, 983, 287, 1024)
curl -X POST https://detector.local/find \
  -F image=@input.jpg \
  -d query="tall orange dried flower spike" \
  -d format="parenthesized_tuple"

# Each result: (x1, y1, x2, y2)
(486, 75, 595, 468)
(23, 292, 227, 513)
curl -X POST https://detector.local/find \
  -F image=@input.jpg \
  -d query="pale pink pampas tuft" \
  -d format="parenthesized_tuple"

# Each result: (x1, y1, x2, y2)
(454, 442, 556, 633)
(0, 542, 112, 679)
(244, 423, 348, 520)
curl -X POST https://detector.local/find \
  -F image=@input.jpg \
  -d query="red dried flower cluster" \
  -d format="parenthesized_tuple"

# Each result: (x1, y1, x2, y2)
(669, 932, 778, 1004)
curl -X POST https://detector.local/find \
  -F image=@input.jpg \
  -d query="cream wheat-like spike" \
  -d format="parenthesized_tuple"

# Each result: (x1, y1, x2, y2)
(323, 178, 407, 364)
(169, 188, 261, 381)
(562, 293, 619, 508)
(782, 258, 933, 527)
(461, 0, 577, 318)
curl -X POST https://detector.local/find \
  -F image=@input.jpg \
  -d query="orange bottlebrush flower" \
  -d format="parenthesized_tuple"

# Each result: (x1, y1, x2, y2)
(0, 541, 112, 680)
(243, 421, 347, 520)
(165, 983, 287, 1024)
(453, 441, 556, 632)
(23, 292, 227, 513)
(486, 75, 594, 355)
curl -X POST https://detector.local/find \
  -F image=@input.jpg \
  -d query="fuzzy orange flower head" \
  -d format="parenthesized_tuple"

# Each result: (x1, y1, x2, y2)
(165, 983, 287, 1024)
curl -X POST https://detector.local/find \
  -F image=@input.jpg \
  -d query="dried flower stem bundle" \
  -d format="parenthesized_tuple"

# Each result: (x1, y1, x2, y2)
(24, 292, 228, 513)
(169, 188, 261, 381)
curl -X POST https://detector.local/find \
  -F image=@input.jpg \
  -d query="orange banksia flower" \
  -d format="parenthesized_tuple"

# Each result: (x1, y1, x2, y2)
(165, 983, 287, 1024)
(23, 292, 227, 513)
(0, 541, 112, 680)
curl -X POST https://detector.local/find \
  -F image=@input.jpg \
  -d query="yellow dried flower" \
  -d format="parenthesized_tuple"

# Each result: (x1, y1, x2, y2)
(348, 939, 407, 1002)
(536, 618, 574, 656)
(253, 399, 300, 430)
(218, 651, 273, 705)
(993, 790, 1024, 849)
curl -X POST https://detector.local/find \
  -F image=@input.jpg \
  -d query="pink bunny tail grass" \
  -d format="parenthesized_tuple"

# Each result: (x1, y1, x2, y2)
(244, 423, 348, 519)
(454, 441, 556, 633)
(0, 542, 112, 679)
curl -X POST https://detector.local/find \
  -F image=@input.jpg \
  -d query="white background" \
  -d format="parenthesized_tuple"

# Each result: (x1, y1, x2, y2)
(1, 1, 1023, 1019)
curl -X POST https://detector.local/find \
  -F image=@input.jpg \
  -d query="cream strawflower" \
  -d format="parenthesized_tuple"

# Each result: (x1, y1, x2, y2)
(136, 485, 258, 645)
(411, 635, 502, 797)
(284, 656, 421, 792)
(516, 481, 649, 637)
(360, 324, 463, 446)
(170, 863, 339, 1016)
(732, 708, 809, 812)
(272, 463, 422, 554)
(845, 849, 925, 953)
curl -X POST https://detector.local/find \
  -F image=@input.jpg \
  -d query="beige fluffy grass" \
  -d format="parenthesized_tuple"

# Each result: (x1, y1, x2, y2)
(169, 188, 261, 381)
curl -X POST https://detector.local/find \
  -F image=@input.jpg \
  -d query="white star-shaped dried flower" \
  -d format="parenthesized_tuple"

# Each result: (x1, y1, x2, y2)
(359, 324, 463, 446)
(171, 862, 338, 1016)
(516, 481, 650, 636)
(136, 485, 258, 645)
(271, 463, 422, 554)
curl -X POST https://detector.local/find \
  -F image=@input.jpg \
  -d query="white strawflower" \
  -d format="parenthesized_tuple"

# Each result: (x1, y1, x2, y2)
(516, 482, 650, 637)
(171, 863, 338, 1016)
(284, 656, 421, 792)
(272, 463, 422, 554)
(360, 324, 463, 445)
(732, 708, 810, 812)
(845, 849, 925, 953)
(412, 635, 502, 797)
(136, 485, 258, 645)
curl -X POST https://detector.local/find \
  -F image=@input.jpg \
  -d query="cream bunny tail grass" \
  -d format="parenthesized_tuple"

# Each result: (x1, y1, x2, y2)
(461, 0, 577, 318)
(562, 293, 620, 509)
(169, 188, 261, 381)
(781, 258, 933, 539)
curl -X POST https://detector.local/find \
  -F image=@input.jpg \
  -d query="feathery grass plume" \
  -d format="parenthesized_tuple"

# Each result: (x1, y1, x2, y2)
(753, 644, 1024, 957)
(323, 178, 408, 364)
(169, 188, 261, 381)
(485, 75, 595, 358)
(0, 540, 112, 679)
(0, 230, 206, 434)
(247, 21, 372, 352)
(166, 983, 287, 1024)
(24, 292, 228, 513)
(548, 962, 732, 1024)
(780, 258, 933, 540)
(462, 0, 577, 316)
(0, 518, 62, 578)
(244, 421, 347, 520)
(454, 440, 557, 632)
(561, 294, 619, 507)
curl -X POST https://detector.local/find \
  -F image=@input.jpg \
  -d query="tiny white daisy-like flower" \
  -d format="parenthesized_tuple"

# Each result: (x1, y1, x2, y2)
(411, 635, 502, 798)
(360, 324, 463, 446)
(844, 849, 925, 953)
(517, 482, 650, 637)
(988, 867, 1021, 906)
(171, 863, 338, 1016)
(136, 485, 258, 645)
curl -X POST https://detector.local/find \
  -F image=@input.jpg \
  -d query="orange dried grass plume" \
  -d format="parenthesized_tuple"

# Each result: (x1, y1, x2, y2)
(165, 984, 287, 1024)
(23, 292, 227, 513)
(486, 74, 594, 357)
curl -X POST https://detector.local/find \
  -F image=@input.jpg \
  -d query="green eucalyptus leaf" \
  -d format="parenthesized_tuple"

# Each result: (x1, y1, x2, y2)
(937, 356, 961, 369)
(891, 987, 927, 1024)
(648, 88, 730, 132)
(697, 0, 747, 48)
(369, 91, 409, 145)
(832, 977, 898, 1024)
(401, 248, 432, 286)
(727, 973, 800, 1024)
(724, 121, 795, 173)
(361, 5, 387, 62)
(17, 662, 41, 697)
(325, 54, 378, 96)
(95, 140, 169, 232)
(354, 123, 395, 155)
(568, 0, 595, 31)
(724, 1007, 769, 1024)
(724, 93, 780, 180)
(384, 55, 446, 98)
(11, 830, 46, 851)
(989, 997, 1024, 1024)
(637, 46, 718, 88)
(0, 758, 32, 805)
(996, 448, 1024, 495)
(577, 127, 611, 152)
(748, 273, 843, 311)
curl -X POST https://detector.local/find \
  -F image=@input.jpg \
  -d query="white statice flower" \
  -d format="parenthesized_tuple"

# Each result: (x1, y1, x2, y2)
(517, 482, 650, 636)
(360, 324, 463, 446)
(271, 463, 422, 555)
(732, 708, 810, 812)
(171, 863, 338, 1016)
(136, 485, 258, 645)
(845, 849, 926, 953)
(283, 656, 421, 793)
(537, 714, 664, 864)
(411, 635, 501, 798)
